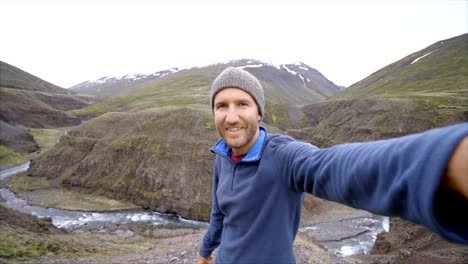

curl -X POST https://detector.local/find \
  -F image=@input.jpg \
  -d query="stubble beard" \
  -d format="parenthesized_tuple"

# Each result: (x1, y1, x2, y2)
(217, 124, 258, 152)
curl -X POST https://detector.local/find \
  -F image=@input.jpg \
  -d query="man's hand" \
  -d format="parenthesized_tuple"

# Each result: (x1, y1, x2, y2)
(197, 252, 214, 264)
(443, 136, 468, 198)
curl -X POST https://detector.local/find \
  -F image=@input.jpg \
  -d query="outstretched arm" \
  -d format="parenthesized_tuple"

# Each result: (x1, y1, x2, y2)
(442, 136, 468, 198)
(281, 123, 467, 243)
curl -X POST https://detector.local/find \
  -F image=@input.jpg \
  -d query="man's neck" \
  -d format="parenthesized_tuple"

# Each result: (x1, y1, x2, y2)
(230, 151, 246, 164)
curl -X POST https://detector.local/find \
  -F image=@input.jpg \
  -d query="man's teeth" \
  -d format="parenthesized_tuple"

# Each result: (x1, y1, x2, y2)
(228, 128, 241, 132)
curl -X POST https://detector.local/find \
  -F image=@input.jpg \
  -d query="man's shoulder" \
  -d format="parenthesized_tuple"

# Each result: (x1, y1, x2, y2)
(264, 131, 318, 153)
(265, 132, 296, 146)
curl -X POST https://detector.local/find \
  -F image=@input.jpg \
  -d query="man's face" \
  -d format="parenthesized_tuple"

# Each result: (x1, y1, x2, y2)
(213, 87, 261, 155)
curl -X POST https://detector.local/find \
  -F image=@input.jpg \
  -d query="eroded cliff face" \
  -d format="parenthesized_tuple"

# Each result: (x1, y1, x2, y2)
(290, 98, 467, 148)
(29, 107, 218, 221)
(0, 121, 39, 154)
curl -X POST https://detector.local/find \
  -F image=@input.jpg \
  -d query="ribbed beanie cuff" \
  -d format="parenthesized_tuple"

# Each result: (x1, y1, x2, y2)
(210, 67, 265, 117)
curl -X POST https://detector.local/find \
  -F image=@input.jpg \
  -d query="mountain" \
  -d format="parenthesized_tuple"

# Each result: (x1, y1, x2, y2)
(239, 60, 341, 104)
(0, 61, 92, 169)
(0, 120, 38, 153)
(27, 59, 340, 220)
(331, 34, 467, 101)
(72, 59, 340, 130)
(290, 33, 468, 147)
(0, 61, 71, 94)
(69, 67, 180, 98)
(25, 34, 468, 222)
(69, 60, 341, 102)
(0, 61, 90, 128)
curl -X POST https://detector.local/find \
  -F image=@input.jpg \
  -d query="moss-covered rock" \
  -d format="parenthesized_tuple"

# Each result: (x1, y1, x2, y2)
(29, 107, 217, 221)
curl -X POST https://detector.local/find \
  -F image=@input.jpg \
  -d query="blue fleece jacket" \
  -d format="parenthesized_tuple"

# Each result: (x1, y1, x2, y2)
(200, 123, 468, 264)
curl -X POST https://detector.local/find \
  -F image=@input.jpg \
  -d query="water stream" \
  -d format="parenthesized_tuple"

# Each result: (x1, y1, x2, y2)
(301, 215, 389, 256)
(0, 162, 207, 231)
(0, 162, 388, 256)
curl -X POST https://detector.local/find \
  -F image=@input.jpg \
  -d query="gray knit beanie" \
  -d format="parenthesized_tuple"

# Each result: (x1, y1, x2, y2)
(210, 67, 265, 117)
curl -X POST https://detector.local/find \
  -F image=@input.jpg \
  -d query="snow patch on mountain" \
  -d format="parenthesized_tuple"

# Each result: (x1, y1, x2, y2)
(410, 50, 436, 65)
(282, 65, 298, 75)
(87, 68, 180, 85)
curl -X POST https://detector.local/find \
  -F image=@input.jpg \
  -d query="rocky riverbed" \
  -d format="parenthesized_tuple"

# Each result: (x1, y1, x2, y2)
(4, 204, 466, 264)
(1, 164, 467, 264)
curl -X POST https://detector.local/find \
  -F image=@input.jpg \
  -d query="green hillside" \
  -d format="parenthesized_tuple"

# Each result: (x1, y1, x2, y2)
(28, 107, 217, 220)
(0, 61, 90, 128)
(0, 61, 71, 94)
(72, 60, 336, 130)
(0, 61, 90, 168)
(294, 34, 467, 147)
(73, 66, 215, 118)
(332, 34, 467, 105)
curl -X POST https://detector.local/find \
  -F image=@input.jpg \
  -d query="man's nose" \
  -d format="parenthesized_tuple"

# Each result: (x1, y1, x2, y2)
(225, 107, 239, 123)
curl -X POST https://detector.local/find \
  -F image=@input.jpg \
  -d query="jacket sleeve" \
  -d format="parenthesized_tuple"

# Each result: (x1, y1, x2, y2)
(199, 156, 224, 257)
(280, 123, 468, 243)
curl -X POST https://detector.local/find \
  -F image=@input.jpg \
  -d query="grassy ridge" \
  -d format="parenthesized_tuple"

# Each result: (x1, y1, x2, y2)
(72, 67, 215, 119)
(0, 61, 90, 169)
(0, 61, 69, 93)
(0, 145, 26, 168)
(0, 87, 86, 167)
(0, 127, 69, 168)
(332, 34, 467, 104)
(294, 34, 467, 147)
(72, 61, 335, 131)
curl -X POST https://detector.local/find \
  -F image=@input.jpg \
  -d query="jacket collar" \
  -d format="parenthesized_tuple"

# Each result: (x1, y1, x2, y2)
(212, 127, 267, 162)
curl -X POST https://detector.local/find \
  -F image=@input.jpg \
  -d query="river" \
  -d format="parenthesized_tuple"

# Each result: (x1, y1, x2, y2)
(301, 215, 389, 256)
(0, 162, 389, 257)
(0, 162, 207, 231)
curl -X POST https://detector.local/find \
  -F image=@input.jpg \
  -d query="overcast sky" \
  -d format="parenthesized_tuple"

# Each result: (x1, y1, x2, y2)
(0, 0, 466, 88)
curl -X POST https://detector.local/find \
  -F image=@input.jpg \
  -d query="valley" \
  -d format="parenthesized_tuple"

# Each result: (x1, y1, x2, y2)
(1, 34, 467, 263)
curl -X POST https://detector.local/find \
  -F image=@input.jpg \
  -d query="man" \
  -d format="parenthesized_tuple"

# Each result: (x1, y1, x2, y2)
(198, 67, 467, 264)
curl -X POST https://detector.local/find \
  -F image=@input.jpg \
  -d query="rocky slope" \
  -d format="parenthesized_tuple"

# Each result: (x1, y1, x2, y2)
(1, 61, 71, 94)
(292, 33, 467, 147)
(0, 88, 84, 128)
(70, 67, 180, 98)
(0, 121, 39, 154)
(351, 217, 468, 264)
(0, 61, 91, 168)
(28, 107, 217, 221)
(0, 203, 70, 260)
(0, 61, 91, 127)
